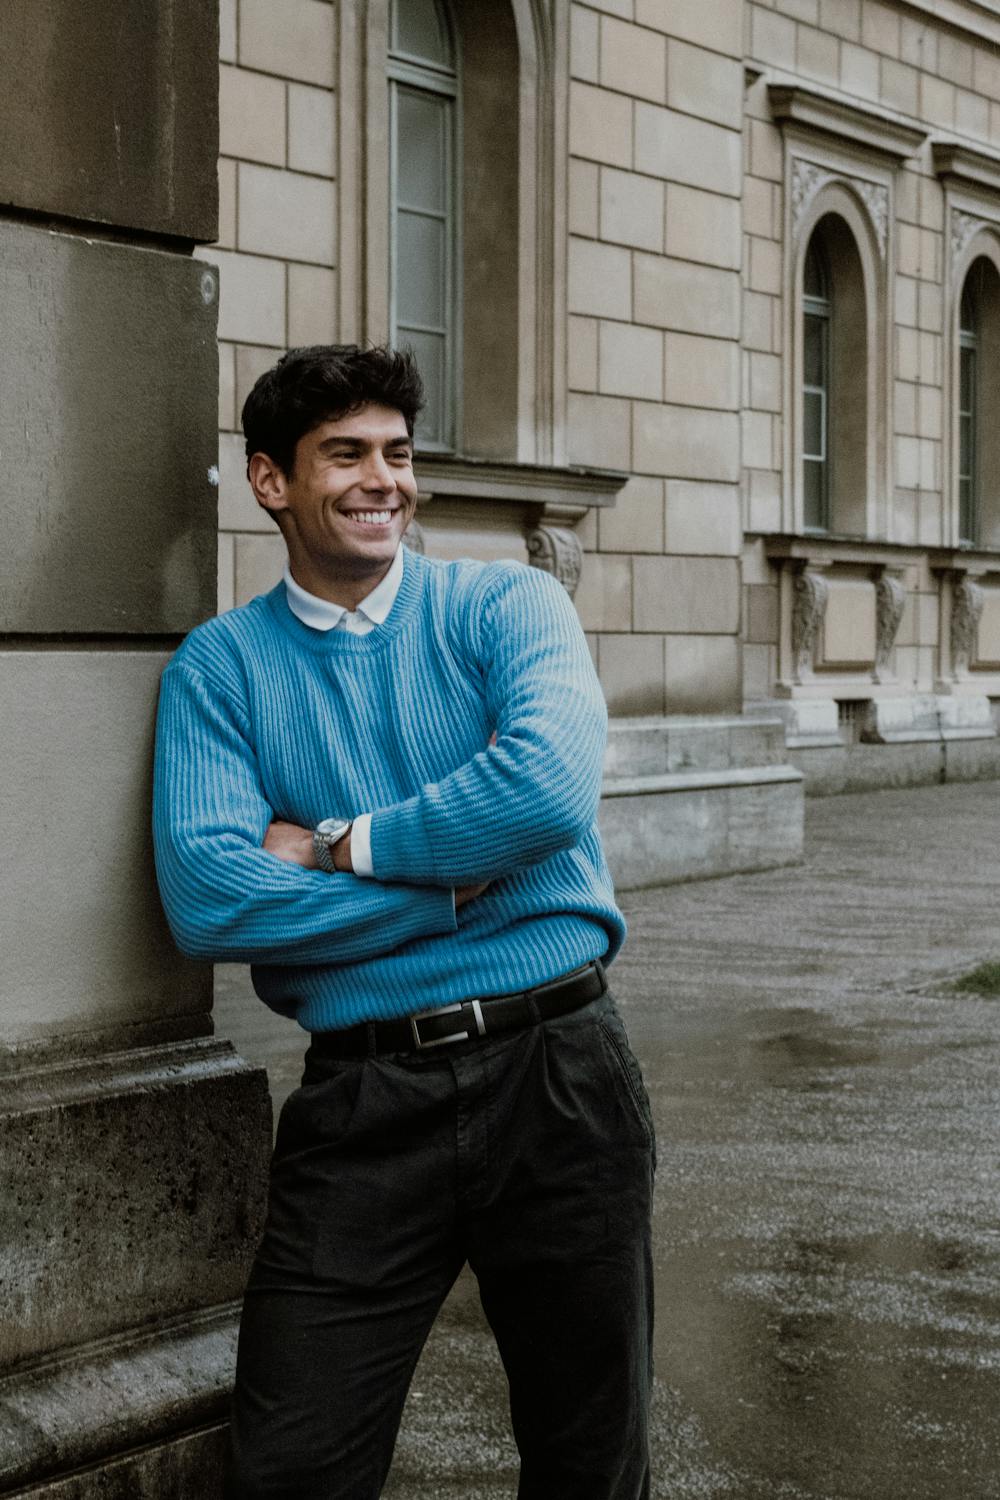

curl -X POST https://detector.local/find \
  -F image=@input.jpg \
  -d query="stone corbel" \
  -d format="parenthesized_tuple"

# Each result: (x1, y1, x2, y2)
(791, 565, 829, 683)
(873, 570, 906, 682)
(951, 575, 985, 679)
(527, 506, 585, 598)
(402, 519, 426, 554)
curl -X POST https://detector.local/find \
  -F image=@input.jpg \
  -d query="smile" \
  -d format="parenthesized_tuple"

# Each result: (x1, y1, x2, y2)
(342, 510, 395, 526)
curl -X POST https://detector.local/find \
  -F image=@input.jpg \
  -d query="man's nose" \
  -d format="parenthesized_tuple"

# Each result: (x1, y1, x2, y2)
(360, 452, 396, 492)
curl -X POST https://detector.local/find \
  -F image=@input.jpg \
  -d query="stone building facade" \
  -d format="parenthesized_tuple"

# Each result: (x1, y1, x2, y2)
(208, 0, 1000, 886)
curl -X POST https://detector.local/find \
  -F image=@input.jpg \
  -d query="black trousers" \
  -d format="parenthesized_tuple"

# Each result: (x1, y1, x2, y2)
(225, 991, 655, 1499)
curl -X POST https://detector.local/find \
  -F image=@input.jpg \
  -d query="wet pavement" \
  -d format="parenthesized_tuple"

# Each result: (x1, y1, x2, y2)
(215, 780, 1000, 1498)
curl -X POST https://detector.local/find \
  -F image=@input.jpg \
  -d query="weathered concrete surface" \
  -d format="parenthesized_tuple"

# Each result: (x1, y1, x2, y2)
(0, 0, 218, 241)
(0, 652, 209, 1046)
(215, 780, 1000, 1498)
(0, 223, 218, 634)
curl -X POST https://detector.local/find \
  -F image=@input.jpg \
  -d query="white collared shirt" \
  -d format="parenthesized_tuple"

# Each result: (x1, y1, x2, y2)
(283, 549, 407, 876)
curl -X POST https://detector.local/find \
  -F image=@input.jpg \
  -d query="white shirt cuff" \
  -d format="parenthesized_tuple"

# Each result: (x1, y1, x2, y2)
(350, 814, 375, 878)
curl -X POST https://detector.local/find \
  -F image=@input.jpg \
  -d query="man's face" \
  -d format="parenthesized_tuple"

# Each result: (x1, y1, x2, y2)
(255, 403, 419, 588)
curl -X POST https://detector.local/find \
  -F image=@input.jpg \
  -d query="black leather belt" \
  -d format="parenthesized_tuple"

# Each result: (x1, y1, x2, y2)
(309, 960, 607, 1059)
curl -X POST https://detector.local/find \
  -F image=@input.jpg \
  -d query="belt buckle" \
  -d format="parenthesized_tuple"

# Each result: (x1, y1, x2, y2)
(409, 1002, 469, 1049)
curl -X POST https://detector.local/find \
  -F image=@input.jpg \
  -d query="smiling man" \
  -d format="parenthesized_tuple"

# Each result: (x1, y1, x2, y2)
(152, 345, 655, 1499)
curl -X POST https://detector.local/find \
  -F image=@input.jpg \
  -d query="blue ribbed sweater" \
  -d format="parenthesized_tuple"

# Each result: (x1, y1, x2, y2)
(153, 549, 625, 1031)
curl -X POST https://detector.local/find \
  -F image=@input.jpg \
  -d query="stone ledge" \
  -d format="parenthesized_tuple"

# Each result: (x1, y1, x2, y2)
(767, 82, 926, 162)
(603, 765, 803, 798)
(0, 1304, 238, 1493)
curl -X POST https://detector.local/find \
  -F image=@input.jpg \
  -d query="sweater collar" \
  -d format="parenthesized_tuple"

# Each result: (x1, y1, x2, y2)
(283, 547, 404, 632)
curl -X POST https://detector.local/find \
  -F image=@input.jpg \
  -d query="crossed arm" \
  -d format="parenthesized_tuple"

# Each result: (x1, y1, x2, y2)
(153, 567, 606, 967)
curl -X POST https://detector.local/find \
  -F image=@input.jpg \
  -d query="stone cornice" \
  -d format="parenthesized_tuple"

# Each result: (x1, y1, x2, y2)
(768, 83, 927, 162)
(414, 453, 627, 521)
(760, 534, 921, 569)
(929, 546, 1000, 576)
(932, 140, 1000, 195)
(898, 0, 1000, 48)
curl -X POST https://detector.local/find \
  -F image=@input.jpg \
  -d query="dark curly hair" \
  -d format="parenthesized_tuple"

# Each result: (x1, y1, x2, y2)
(241, 344, 424, 477)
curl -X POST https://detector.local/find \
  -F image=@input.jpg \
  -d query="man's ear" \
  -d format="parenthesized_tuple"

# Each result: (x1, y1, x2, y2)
(248, 452, 289, 518)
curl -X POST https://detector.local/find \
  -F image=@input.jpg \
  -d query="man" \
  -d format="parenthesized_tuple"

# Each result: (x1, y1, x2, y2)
(153, 345, 654, 1499)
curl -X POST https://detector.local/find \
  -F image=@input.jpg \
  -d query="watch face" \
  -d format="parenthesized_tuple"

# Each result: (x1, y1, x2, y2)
(316, 817, 350, 840)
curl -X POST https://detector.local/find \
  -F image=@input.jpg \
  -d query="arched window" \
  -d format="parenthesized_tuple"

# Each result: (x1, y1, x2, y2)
(797, 210, 871, 537)
(388, 0, 459, 452)
(955, 254, 1000, 548)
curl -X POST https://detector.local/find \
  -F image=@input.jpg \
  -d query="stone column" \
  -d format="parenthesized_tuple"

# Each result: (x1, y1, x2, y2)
(0, 4, 271, 1494)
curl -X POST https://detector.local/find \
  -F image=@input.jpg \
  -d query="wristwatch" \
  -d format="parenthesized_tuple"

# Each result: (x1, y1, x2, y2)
(312, 817, 352, 874)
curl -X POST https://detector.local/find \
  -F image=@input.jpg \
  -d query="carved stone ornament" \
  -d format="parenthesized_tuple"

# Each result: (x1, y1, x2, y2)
(951, 209, 986, 264)
(791, 158, 888, 258)
(791, 567, 829, 681)
(402, 519, 425, 554)
(526, 525, 583, 598)
(951, 576, 985, 677)
(874, 573, 906, 677)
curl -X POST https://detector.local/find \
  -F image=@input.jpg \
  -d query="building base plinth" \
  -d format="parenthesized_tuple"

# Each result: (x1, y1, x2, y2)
(600, 716, 804, 890)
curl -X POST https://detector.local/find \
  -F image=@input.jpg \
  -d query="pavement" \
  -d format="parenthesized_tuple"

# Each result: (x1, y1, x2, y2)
(215, 779, 1000, 1499)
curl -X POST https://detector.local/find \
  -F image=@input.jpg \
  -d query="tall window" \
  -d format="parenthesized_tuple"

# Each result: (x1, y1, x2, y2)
(803, 237, 831, 532)
(959, 277, 977, 546)
(388, 0, 459, 451)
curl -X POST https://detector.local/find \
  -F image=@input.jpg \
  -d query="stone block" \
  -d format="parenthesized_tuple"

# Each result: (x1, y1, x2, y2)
(235, 533, 289, 608)
(797, 24, 839, 86)
(938, 32, 973, 88)
(600, 16, 666, 104)
(598, 474, 666, 553)
(288, 263, 338, 345)
(664, 480, 741, 555)
(744, 177, 774, 239)
(0, 653, 210, 1043)
(571, 5, 600, 83)
(598, 634, 666, 715)
(861, 2, 900, 55)
(236, 346, 282, 421)
(5, 1421, 228, 1500)
(666, 42, 742, 128)
(955, 87, 988, 139)
(1, 225, 217, 633)
(633, 257, 740, 337)
(743, 290, 775, 352)
(840, 41, 879, 99)
(820, 0, 861, 39)
(922, 73, 956, 129)
(218, 157, 237, 249)
(633, 557, 740, 632)
(219, 341, 237, 432)
(203, 247, 286, 346)
(568, 316, 599, 392)
(748, 118, 784, 182)
(574, 553, 633, 633)
(220, 64, 287, 166)
(0, 0, 217, 241)
(238, 163, 335, 265)
(634, 0, 742, 56)
(289, 83, 337, 177)
(746, 583, 779, 643)
(665, 184, 740, 269)
(218, 532, 236, 614)
(569, 159, 599, 236)
(747, 468, 782, 533)
(239, 0, 335, 86)
(599, 167, 664, 252)
(750, 351, 782, 412)
(219, 432, 271, 533)
(749, 235, 783, 295)
(751, 8, 797, 69)
(568, 237, 632, 320)
(599, 321, 664, 399)
(220, 0, 236, 61)
(0, 1042, 269, 1364)
(634, 104, 741, 195)
(664, 332, 739, 410)
(743, 642, 774, 701)
(568, 393, 632, 471)
(569, 82, 633, 168)
(633, 405, 740, 482)
(820, 579, 877, 667)
(600, 773, 802, 889)
(977, 591, 1000, 665)
(664, 632, 741, 708)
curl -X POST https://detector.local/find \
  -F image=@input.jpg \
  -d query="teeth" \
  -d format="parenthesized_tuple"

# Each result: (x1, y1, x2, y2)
(351, 511, 391, 525)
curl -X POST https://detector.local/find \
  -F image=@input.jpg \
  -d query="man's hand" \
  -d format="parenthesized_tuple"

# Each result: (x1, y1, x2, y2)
(455, 882, 489, 908)
(264, 820, 319, 869)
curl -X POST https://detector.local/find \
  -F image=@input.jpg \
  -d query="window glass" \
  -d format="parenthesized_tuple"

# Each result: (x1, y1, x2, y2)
(802, 236, 831, 532)
(388, 0, 458, 452)
(391, 0, 452, 68)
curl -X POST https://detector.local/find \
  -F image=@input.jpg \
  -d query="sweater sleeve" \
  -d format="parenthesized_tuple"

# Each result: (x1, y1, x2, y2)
(153, 661, 457, 964)
(368, 565, 606, 885)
